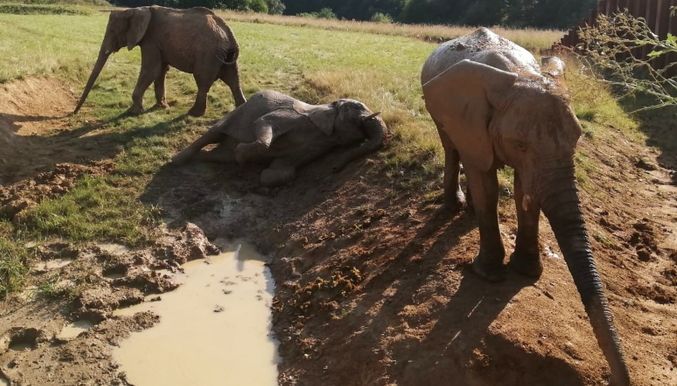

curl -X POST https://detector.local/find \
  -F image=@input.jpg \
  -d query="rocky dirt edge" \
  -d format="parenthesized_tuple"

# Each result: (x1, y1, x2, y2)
(0, 219, 221, 385)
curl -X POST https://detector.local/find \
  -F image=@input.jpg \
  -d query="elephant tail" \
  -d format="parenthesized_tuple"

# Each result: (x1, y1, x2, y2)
(213, 16, 240, 65)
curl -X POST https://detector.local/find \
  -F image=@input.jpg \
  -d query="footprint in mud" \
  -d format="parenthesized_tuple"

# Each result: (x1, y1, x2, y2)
(0, 328, 42, 352)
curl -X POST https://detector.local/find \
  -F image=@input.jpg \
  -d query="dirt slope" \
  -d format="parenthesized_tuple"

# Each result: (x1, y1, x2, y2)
(0, 76, 675, 385)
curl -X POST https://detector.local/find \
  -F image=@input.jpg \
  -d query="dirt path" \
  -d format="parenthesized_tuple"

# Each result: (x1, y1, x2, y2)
(0, 76, 675, 385)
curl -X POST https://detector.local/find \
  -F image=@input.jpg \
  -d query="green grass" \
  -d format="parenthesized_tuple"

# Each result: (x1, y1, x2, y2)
(0, 12, 640, 295)
(21, 176, 157, 246)
(0, 234, 31, 296)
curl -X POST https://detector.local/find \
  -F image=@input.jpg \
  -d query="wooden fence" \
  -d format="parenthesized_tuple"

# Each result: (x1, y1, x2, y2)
(555, 0, 676, 68)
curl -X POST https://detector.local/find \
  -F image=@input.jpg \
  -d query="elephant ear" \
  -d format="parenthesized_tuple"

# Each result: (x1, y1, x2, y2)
(293, 100, 337, 136)
(423, 59, 518, 172)
(125, 7, 151, 50)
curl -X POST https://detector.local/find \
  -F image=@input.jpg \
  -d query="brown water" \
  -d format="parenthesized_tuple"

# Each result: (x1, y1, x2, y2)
(113, 241, 279, 386)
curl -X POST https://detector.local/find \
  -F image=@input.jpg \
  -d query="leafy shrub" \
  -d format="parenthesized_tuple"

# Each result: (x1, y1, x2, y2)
(0, 3, 90, 15)
(575, 10, 677, 112)
(299, 7, 336, 20)
(370, 12, 393, 23)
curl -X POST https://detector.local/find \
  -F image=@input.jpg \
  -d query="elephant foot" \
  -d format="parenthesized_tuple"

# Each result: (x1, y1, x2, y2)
(152, 101, 170, 110)
(508, 251, 543, 278)
(472, 252, 506, 282)
(235, 142, 267, 165)
(260, 166, 295, 187)
(188, 105, 206, 117)
(170, 147, 197, 165)
(126, 105, 144, 116)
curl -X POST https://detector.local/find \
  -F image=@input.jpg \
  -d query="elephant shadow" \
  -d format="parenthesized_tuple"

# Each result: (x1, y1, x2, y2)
(307, 204, 585, 385)
(0, 111, 186, 185)
(621, 103, 676, 184)
(391, 269, 586, 385)
(0, 112, 65, 133)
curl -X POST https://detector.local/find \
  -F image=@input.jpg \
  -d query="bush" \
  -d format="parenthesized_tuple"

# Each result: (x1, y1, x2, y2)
(575, 11, 677, 112)
(370, 12, 393, 23)
(0, 3, 90, 15)
(299, 7, 336, 19)
(109, 0, 283, 14)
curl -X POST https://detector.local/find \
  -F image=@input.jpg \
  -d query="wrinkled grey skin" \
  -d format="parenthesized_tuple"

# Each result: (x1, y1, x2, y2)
(172, 90, 386, 186)
(74, 6, 246, 117)
(421, 28, 630, 385)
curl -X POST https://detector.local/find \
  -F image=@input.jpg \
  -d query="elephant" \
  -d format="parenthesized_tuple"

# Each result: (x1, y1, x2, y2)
(421, 28, 630, 385)
(73, 6, 246, 117)
(171, 90, 386, 186)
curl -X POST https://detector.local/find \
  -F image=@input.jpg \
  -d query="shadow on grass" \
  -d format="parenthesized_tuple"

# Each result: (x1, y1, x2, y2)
(620, 99, 677, 183)
(0, 110, 189, 184)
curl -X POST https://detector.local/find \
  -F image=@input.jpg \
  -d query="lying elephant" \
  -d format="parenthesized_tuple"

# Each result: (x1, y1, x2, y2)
(421, 28, 630, 385)
(74, 6, 246, 117)
(171, 90, 386, 186)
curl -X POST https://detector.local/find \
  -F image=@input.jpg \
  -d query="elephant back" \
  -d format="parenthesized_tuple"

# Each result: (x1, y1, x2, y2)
(421, 28, 540, 85)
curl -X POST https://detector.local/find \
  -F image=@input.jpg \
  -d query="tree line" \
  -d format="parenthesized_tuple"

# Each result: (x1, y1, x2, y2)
(108, 0, 599, 29)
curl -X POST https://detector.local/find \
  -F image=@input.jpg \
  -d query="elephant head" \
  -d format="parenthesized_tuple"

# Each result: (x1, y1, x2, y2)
(73, 7, 151, 114)
(296, 99, 387, 170)
(423, 59, 629, 385)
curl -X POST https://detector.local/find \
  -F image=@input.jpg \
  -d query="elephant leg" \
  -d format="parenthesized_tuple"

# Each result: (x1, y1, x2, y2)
(172, 127, 226, 164)
(258, 144, 333, 186)
(153, 64, 170, 109)
(188, 71, 215, 117)
(130, 48, 162, 115)
(436, 123, 466, 211)
(234, 122, 273, 164)
(465, 167, 505, 282)
(508, 171, 543, 278)
(260, 159, 296, 187)
(221, 63, 247, 107)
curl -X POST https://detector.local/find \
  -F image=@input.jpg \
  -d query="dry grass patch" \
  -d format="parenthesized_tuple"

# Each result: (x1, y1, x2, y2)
(219, 10, 563, 52)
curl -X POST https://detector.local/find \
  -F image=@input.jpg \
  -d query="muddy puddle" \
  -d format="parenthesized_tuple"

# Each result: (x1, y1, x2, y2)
(56, 321, 94, 341)
(113, 241, 279, 386)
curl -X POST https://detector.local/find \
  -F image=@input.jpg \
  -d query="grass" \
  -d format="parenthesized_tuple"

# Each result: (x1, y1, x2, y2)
(0, 233, 31, 296)
(0, 11, 639, 295)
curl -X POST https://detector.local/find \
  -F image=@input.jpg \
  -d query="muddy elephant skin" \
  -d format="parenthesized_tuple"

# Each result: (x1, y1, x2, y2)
(74, 6, 246, 117)
(421, 28, 630, 385)
(171, 90, 386, 186)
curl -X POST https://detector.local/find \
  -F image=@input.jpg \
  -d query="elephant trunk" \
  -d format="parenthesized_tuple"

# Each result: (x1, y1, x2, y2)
(73, 47, 111, 114)
(540, 160, 630, 386)
(333, 114, 386, 172)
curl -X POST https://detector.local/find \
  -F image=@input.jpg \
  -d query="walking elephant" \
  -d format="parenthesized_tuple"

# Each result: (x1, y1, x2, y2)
(171, 90, 386, 186)
(74, 6, 246, 117)
(421, 28, 630, 385)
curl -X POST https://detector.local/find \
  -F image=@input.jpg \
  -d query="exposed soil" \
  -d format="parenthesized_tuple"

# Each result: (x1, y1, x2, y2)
(0, 76, 675, 385)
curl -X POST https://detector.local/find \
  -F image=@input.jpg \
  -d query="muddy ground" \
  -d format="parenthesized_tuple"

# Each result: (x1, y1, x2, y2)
(0, 77, 675, 385)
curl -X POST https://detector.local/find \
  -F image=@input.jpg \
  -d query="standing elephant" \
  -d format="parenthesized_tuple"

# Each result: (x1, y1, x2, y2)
(74, 6, 246, 117)
(421, 28, 630, 385)
(171, 90, 386, 186)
